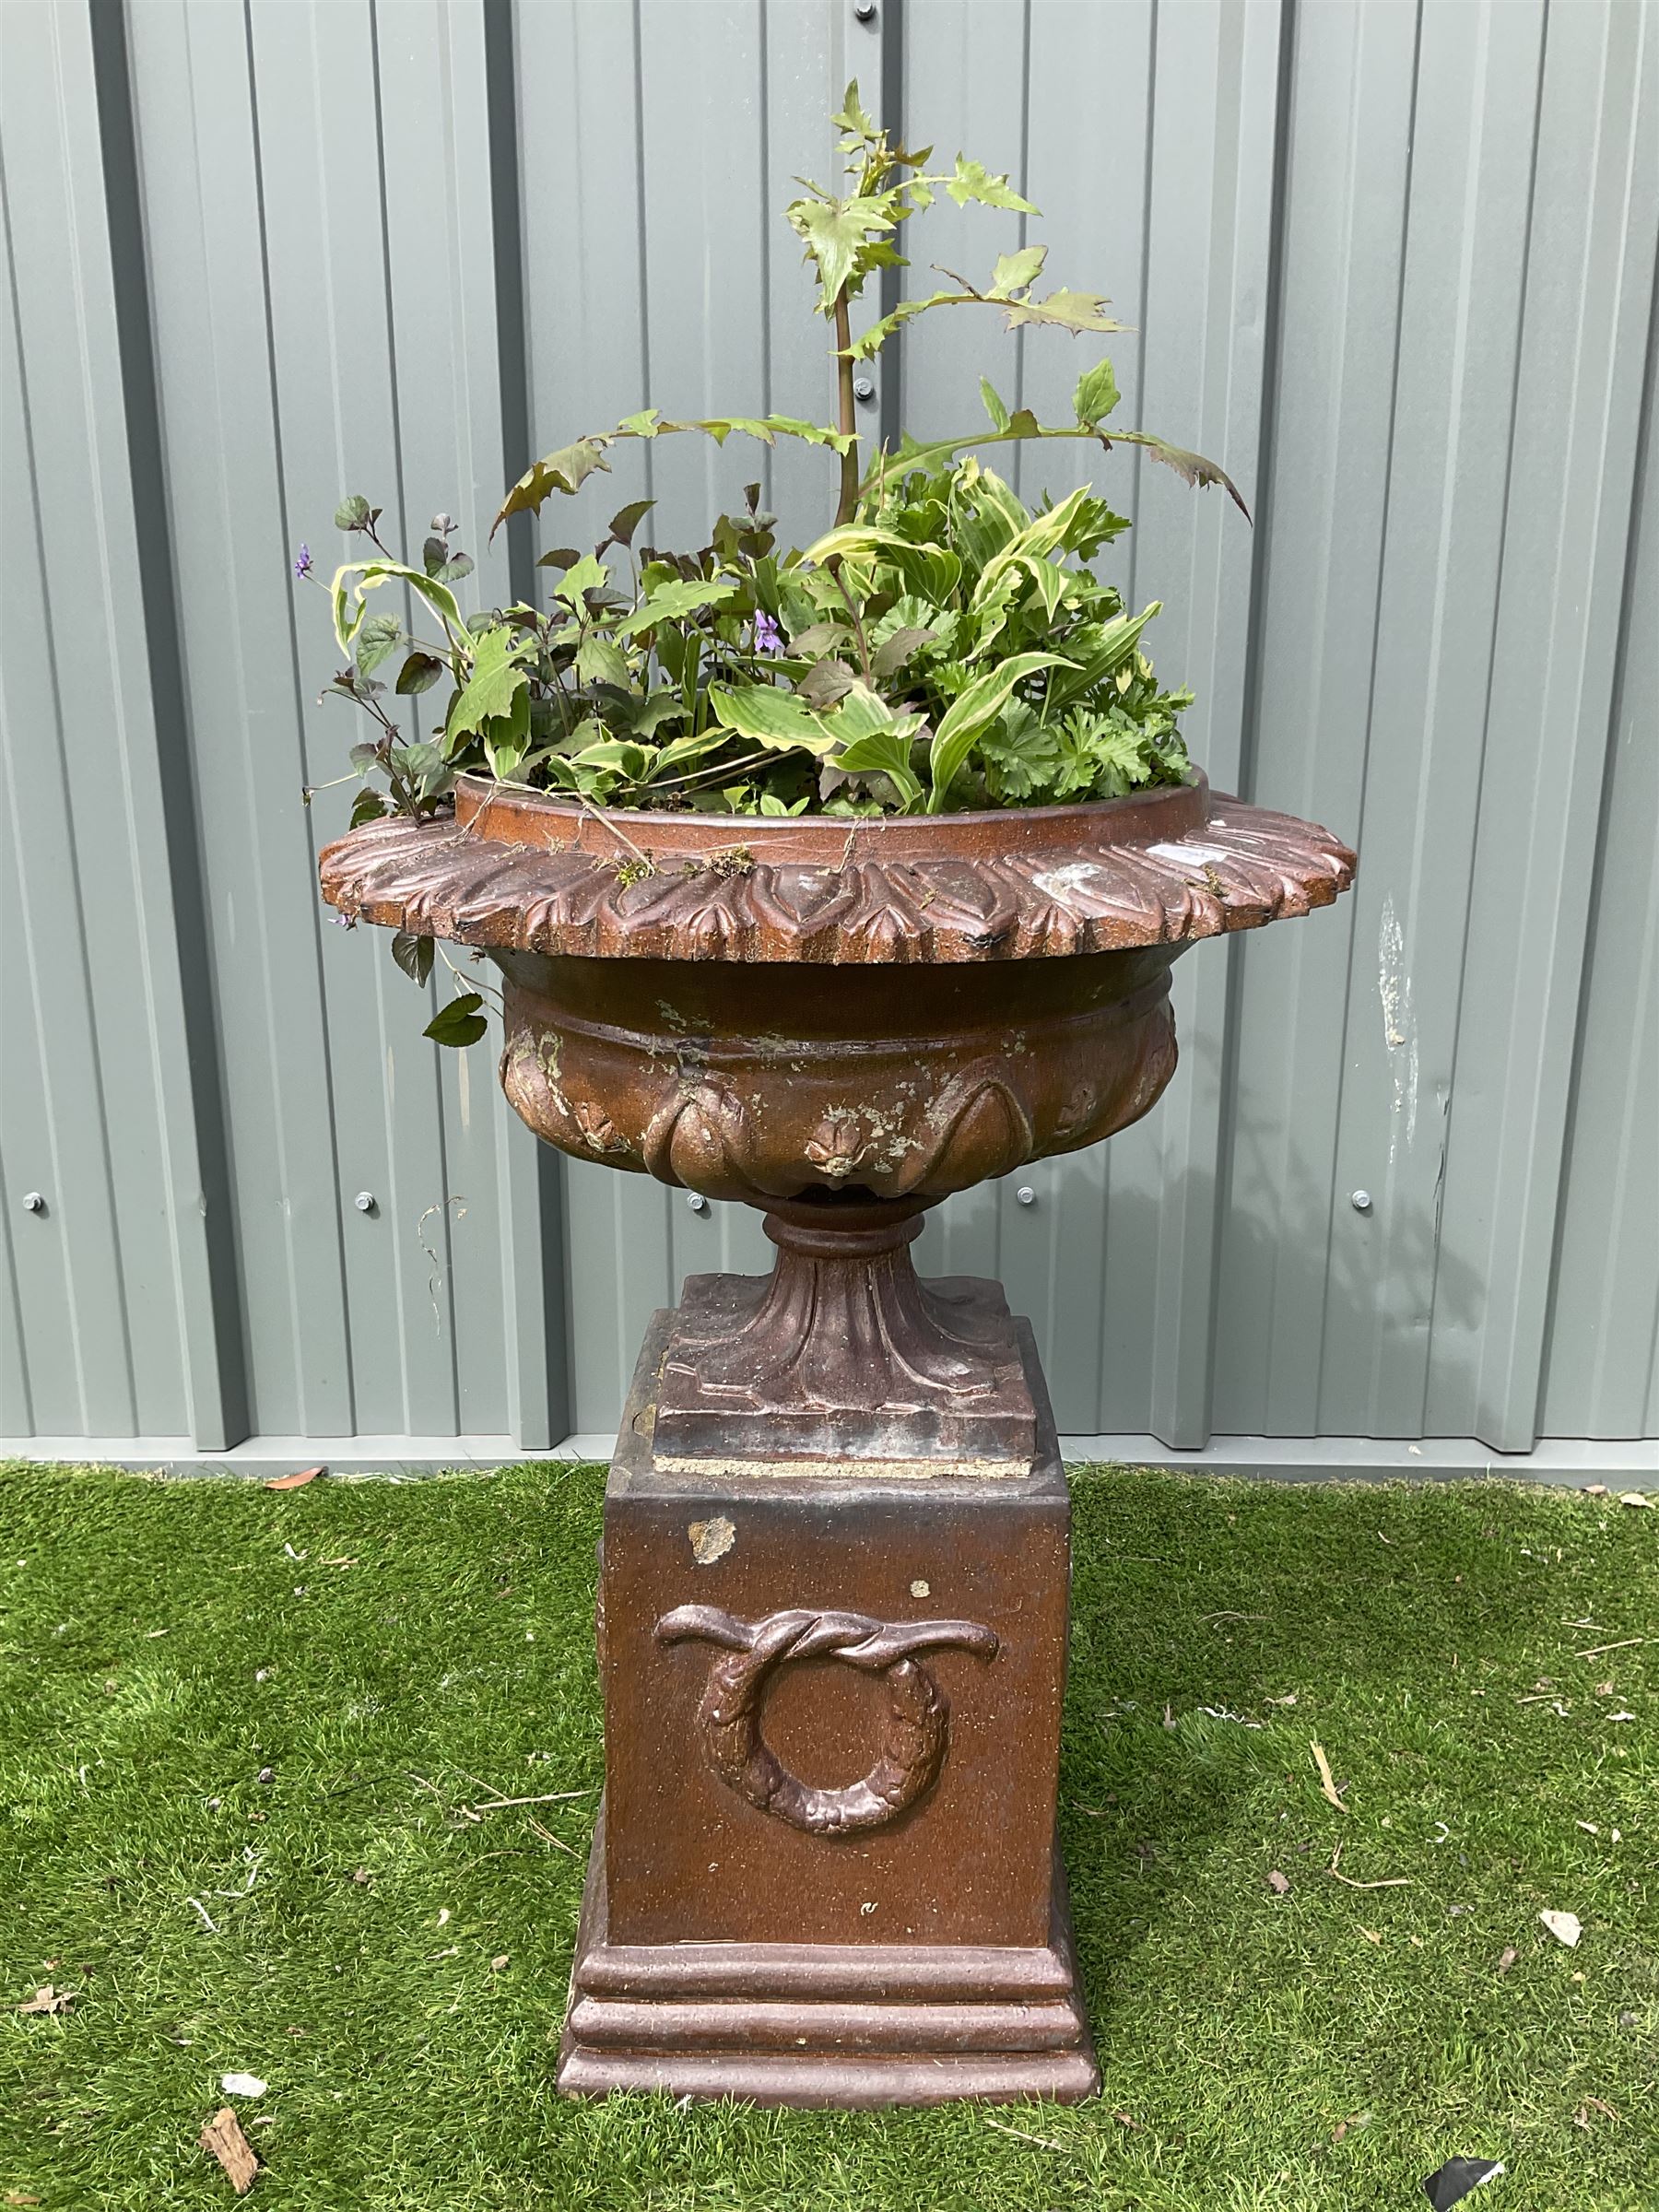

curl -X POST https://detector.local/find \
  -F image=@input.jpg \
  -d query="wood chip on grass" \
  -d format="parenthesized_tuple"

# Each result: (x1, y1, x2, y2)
(200, 2107, 259, 2194)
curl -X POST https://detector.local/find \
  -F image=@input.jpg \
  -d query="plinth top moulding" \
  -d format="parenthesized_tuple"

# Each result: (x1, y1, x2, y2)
(319, 771, 1355, 966)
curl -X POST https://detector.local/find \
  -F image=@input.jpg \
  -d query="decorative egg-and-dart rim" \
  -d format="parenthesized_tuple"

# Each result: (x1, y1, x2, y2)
(317, 768, 1357, 966)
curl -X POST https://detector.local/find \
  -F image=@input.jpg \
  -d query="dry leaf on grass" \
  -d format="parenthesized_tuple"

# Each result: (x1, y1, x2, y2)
(16, 1985, 75, 2016)
(5, 2193, 41, 2205)
(1617, 1491, 1652, 1509)
(219, 2072, 267, 2099)
(1326, 1843, 1410, 1890)
(1496, 1946, 1518, 1974)
(1310, 1741, 1348, 1813)
(1266, 1869, 1291, 1895)
(200, 2107, 259, 2195)
(264, 1465, 323, 1492)
(1539, 1908, 1582, 1947)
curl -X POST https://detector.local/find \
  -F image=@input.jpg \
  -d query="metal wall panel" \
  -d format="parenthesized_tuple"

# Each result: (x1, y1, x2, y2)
(0, 0, 1653, 1459)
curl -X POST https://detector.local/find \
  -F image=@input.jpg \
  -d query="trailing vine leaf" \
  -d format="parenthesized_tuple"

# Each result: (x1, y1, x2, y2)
(424, 992, 488, 1049)
(391, 930, 434, 986)
(395, 650, 444, 696)
(354, 612, 403, 677)
(331, 560, 464, 657)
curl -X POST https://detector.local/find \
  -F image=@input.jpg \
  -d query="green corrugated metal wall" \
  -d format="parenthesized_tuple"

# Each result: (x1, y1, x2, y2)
(1, 0, 1654, 1464)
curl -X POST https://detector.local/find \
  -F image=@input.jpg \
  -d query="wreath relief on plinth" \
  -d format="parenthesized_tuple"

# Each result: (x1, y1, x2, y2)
(654, 1605, 998, 1837)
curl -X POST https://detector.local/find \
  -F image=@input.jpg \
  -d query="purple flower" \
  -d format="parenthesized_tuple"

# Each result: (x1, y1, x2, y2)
(293, 543, 312, 579)
(753, 611, 783, 655)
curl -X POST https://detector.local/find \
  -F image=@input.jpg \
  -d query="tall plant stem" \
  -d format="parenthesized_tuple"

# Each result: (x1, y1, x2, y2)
(832, 289, 861, 527)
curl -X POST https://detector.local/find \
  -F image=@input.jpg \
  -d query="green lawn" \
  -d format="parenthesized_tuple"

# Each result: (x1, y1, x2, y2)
(0, 1459, 1653, 2211)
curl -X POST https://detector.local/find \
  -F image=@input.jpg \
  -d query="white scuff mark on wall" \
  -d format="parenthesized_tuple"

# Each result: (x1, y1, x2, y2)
(1378, 894, 1419, 1165)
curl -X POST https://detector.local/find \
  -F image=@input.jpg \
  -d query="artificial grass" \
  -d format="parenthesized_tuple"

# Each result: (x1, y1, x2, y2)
(0, 1460, 1653, 2212)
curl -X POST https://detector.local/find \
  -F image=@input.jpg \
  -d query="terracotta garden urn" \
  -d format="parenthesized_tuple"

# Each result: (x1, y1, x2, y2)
(320, 766, 1355, 2104)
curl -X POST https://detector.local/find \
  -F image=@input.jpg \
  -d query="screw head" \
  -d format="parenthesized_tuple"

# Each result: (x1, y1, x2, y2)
(687, 1193, 709, 1214)
(21, 1192, 44, 1214)
(1016, 1185, 1037, 1207)
(853, 0, 877, 19)
(1350, 1189, 1372, 1214)
(852, 374, 877, 404)
(354, 1192, 376, 1214)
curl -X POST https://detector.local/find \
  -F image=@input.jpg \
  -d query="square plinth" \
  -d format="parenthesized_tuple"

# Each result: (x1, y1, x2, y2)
(558, 1297, 1098, 2105)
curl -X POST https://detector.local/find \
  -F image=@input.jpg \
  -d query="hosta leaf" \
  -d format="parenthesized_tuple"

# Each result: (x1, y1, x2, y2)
(331, 561, 464, 657)
(926, 651, 1072, 813)
(1048, 603, 1163, 704)
(708, 681, 836, 758)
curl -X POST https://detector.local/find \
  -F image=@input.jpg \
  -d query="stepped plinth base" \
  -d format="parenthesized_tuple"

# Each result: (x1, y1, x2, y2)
(558, 1302, 1098, 2109)
(558, 1814, 1098, 2107)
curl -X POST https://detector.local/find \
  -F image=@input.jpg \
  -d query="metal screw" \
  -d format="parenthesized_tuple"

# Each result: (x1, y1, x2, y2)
(852, 375, 877, 405)
(687, 1193, 709, 1214)
(853, 0, 877, 19)
(1016, 1185, 1037, 1207)
(1350, 1189, 1372, 1214)
(355, 1191, 376, 1214)
(21, 1192, 44, 1214)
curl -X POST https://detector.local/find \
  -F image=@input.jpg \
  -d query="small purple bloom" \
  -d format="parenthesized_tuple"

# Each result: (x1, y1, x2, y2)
(293, 543, 312, 579)
(753, 611, 783, 655)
